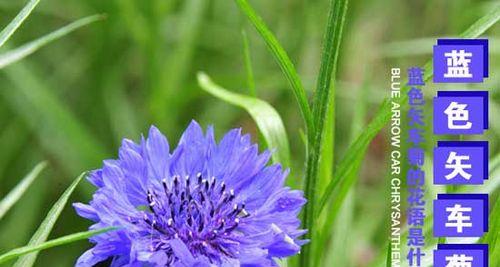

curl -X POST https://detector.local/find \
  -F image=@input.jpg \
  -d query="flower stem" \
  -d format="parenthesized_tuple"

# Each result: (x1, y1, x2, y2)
(301, 0, 349, 266)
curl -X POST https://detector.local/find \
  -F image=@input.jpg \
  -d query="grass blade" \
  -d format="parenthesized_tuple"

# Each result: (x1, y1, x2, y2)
(234, 0, 314, 136)
(241, 29, 256, 96)
(150, 0, 209, 127)
(0, 120, 30, 182)
(0, 14, 105, 69)
(479, 193, 500, 266)
(386, 242, 392, 267)
(197, 72, 291, 166)
(0, 161, 47, 219)
(0, 166, 48, 250)
(103, 67, 140, 143)
(13, 172, 85, 267)
(114, 0, 149, 48)
(1, 60, 106, 177)
(318, 4, 500, 216)
(370, 154, 500, 267)
(318, 99, 390, 212)
(301, 0, 349, 265)
(0, 227, 116, 265)
(460, 5, 500, 38)
(323, 78, 368, 267)
(0, 0, 40, 48)
(316, 8, 500, 267)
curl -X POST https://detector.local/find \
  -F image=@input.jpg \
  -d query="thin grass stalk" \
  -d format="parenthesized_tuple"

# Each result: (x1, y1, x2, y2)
(318, 6, 500, 216)
(0, 0, 40, 48)
(234, 0, 314, 138)
(301, 0, 348, 265)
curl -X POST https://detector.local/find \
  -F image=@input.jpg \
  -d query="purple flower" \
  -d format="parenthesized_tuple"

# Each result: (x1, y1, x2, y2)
(74, 121, 306, 266)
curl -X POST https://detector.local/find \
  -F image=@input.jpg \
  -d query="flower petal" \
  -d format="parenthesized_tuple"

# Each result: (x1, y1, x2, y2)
(146, 125, 170, 179)
(73, 203, 99, 221)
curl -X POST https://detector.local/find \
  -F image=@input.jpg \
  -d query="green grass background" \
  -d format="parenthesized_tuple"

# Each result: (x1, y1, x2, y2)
(0, 0, 498, 266)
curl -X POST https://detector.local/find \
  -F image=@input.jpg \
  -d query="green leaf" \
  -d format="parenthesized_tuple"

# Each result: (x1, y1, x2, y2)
(0, 227, 116, 265)
(114, 0, 149, 48)
(0, 14, 108, 178)
(1, 57, 106, 178)
(316, 101, 334, 210)
(300, 0, 349, 265)
(479, 194, 500, 266)
(0, 0, 40, 48)
(0, 161, 47, 219)
(0, 165, 48, 250)
(233, 0, 314, 137)
(489, 153, 500, 174)
(102, 66, 140, 142)
(318, 3, 500, 216)
(318, 8, 500, 266)
(241, 29, 256, 96)
(150, 0, 209, 127)
(0, 120, 30, 183)
(370, 154, 500, 267)
(459, 5, 500, 38)
(197, 72, 291, 167)
(0, 14, 105, 69)
(385, 241, 391, 267)
(13, 172, 85, 267)
(318, 99, 390, 212)
(323, 77, 369, 267)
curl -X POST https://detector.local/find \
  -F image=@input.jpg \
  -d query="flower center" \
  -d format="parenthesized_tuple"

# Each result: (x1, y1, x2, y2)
(139, 173, 250, 261)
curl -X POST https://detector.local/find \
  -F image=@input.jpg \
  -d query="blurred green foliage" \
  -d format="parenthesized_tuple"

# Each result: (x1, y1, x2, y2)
(0, 0, 498, 266)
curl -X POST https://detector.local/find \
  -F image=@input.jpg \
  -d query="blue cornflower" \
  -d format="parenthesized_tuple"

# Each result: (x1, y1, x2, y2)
(74, 121, 306, 266)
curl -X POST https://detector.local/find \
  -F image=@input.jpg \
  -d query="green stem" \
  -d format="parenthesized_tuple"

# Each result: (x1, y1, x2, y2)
(234, 0, 314, 138)
(301, 0, 348, 266)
